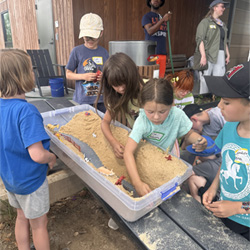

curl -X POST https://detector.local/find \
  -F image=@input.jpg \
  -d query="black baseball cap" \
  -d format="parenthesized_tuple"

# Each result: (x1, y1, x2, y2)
(183, 104, 203, 118)
(209, 0, 229, 8)
(204, 62, 250, 99)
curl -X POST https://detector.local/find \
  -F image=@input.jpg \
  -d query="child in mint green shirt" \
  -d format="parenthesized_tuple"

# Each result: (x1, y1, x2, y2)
(124, 78, 207, 197)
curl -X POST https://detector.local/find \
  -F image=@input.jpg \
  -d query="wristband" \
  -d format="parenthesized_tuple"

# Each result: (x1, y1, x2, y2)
(241, 201, 250, 211)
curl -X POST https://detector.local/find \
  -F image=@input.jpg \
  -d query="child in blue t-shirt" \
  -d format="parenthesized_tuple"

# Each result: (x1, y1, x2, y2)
(66, 13, 109, 112)
(124, 78, 207, 197)
(0, 49, 57, 249)
(203, 61, 250, 241)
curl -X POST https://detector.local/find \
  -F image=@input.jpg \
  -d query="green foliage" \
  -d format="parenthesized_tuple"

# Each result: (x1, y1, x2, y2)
(2, 12, 13, 48)
(194, 95, 221, 105)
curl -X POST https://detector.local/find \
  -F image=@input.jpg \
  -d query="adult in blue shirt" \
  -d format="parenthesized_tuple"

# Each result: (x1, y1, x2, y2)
(142, 0, 172, 55)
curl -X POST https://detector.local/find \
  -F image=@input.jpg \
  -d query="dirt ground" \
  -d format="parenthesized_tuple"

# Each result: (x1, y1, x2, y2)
(0, 189, 138, 250)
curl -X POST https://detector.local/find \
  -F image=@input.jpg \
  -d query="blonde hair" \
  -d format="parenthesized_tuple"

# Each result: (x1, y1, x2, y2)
(0, 49, 35, 97)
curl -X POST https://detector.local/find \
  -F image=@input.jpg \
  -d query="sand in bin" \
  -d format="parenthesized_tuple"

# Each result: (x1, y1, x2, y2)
(59, 110, 187, 191)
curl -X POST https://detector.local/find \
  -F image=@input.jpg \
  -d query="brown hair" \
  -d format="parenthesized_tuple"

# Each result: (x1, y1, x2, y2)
(0, 49, 35, 97)
(205, 3, 218, 19)
(95, 53, 143, 121)
(141, 78, 173, 106)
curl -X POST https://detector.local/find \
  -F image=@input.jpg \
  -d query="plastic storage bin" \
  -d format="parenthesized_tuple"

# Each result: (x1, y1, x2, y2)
(42, 104, 192, 222)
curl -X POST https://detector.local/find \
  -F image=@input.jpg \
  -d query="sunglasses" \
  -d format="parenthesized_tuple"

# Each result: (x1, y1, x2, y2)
(85, 36, 99, 41)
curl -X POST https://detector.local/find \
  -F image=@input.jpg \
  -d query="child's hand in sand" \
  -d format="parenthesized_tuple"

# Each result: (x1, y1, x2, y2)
(112, 141, 125, 159)
(134, 181, 151, 197)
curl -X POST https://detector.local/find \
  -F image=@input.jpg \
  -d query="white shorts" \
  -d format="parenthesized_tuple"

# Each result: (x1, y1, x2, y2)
(199, 50, 226, 94)
(7, 178, 50, 219)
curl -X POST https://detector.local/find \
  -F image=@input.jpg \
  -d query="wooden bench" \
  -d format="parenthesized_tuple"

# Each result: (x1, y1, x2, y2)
(137, 64, 160, 79)
(166, 54, 190, 74)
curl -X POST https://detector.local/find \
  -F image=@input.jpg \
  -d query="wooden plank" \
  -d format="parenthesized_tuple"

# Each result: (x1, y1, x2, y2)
(52, 0, 74, 66)
(227, 58, 249, 69)
(229, 46, 249, 60)
(39, 50, 51, 77)
(29, 100, 53, 113)
(0, 1, 7, 12)
(44, 49, 56, 76)
(103, 0, 116, 49)
(160, 191, 250, 249)
(231, 34, 250, 46)
(234, 8, 250, 24)
(7, 0, 39, 50)
(236, 0, 250, 11)
(32, 50, 44, 77)
(232, 22, 250, 36)
(48, 169, 85, 204)
(104, 201, 203, 250)
(46, 98, 74, 110)
(50, 142, 202, 250)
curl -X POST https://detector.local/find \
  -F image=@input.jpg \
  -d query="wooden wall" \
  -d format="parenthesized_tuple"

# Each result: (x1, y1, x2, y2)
(52, 0, 74, 65)
(228, 0, 250, 68)
(0, 0, 39, 50)
(51, 0, 213, 68)
(0, 1, 7, 47)
(1, 0, 248, 74)
(69, 0, 212, 57)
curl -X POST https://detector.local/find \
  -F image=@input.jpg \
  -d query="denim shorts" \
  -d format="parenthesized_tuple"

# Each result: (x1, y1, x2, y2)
(7, 178, 50, 219)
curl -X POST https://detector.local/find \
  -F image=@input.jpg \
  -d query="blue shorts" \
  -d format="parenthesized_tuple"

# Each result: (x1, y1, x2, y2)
(7, 178, 50, 219)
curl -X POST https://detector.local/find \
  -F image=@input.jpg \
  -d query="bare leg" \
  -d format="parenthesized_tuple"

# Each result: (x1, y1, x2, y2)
(188, 175, 207, 203)
(15, 208, 30, 250)
(29, 213, 50, 250)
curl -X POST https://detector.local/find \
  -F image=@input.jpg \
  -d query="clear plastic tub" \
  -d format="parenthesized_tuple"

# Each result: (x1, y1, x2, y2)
(42, 104, 192, 222)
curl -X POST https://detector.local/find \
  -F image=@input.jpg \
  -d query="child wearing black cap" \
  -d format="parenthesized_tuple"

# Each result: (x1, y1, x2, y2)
(183, 103, 225, 138)
(181, 103, 226, 202)
(203, 61, 250, 240)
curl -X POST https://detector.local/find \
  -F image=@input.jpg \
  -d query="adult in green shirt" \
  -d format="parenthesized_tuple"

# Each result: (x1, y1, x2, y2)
(195, 0, 230, 94)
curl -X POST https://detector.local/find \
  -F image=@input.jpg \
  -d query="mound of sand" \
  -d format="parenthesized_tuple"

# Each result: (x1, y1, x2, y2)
(57, 110, 187, 191)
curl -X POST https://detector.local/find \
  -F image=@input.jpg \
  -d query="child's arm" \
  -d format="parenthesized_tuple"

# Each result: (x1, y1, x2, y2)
(183, 129, 207, 152)
(124, 138, 151, 196)
(28, 141, 57, 169)
(66, 69, 98, 82)
(206, 200, 250, 218)
(101, 110, 125, 159)
(203, 167, 250, 217)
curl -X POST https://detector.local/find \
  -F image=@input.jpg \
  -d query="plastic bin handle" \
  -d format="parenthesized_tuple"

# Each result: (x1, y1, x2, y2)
(54, 109, 70, 115)
(161, 182, 179, 201)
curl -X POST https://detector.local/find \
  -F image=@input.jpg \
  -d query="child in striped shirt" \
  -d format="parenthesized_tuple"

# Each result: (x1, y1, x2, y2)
(166, 70, 194, 109)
